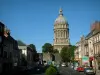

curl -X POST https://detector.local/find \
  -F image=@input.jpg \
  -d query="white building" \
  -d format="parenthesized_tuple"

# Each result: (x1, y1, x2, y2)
(17, 40, 27, 66)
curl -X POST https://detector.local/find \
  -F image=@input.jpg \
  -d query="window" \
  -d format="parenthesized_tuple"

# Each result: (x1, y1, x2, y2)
(10, 52, 12, 58)
(0, 48, 1, 56)
(3, 51, 7, 58)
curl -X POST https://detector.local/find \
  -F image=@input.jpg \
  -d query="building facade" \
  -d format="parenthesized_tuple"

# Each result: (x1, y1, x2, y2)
(0, 22, 20, 73)
(0, 22, 5, 73)
(17, 40, 27, 66)
(27, 46, 35, 67)
(75, 21, 100, 72)
(53, 8, 70, 53)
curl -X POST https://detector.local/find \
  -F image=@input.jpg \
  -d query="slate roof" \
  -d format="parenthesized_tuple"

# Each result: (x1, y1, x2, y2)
(17, 40, 26, 46)
(86, 30, 100, 39)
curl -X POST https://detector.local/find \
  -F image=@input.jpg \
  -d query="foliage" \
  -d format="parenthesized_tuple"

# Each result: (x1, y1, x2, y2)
(60, 45, 76, 62)
(42, 43, 53, 53)
(29, 44, 37, 53)
(53, 49, 59, 53)
(60, 46, 70, 62)
(45, 65, 57, 75)
(69, 45, 76, 62)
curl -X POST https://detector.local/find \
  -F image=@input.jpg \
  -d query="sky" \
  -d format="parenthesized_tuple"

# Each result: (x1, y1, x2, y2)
(0, 0, 100, 53)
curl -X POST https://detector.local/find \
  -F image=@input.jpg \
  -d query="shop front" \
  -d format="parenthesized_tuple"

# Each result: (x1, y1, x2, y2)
(82, 56, 89, 66)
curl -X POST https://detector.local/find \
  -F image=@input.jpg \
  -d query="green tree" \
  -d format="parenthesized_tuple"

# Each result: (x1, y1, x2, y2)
(69, 45, 76, 62)
(53, 49, 59, 53)
(29, 44, 37, 53)
(42, 43, 53, 53)
(60, 46, 70, 62)
(45, 65, 57, 75)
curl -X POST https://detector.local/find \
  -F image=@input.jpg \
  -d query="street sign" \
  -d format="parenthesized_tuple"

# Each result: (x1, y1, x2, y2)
(82, 56, 89, 64)
(47, 60, 52, 65)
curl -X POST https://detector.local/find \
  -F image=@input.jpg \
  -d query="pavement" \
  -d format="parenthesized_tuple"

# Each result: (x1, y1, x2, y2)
(96, 70, 100, 75)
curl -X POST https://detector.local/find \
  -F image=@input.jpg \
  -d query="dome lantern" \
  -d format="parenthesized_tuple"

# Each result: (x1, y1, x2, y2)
(54, 8, 67, 25)
(59, 8, 63, 16)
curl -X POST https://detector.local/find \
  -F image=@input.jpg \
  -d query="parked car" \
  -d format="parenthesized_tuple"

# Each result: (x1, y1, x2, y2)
(71, 65, 74, 68)
(84, 67, 95, 75)
(61, 63, 66, 67)
(77, 66, 84, 72)
(74, 66, 78, 70)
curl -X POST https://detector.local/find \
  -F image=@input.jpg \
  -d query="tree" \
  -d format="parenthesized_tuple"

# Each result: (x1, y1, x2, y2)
(60, 46, 70, 62)
(69, 45, 76, 62)
(45, 65, 57, 75)
(42, 43, 53, 53)
(29, 44, 37, 53)
(53, 49, 59, 53)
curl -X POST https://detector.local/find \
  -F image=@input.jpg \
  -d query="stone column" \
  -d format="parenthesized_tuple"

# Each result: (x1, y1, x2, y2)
(57, 30, 58, 37)
(54, 31, 55, 38)
(65, 30, 66, 38)
(63, 30, 65, 38)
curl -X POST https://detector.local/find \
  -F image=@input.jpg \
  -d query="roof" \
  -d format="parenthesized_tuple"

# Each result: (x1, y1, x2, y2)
(86, 30, 100, 39)
(17, 40, 26, 46)
(54, 8, 67, 25)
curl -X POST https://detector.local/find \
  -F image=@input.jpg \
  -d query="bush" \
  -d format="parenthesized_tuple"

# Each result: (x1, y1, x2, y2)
(45, 65, 57, 75)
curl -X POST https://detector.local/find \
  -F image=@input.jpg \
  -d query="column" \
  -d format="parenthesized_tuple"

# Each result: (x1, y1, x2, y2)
(64, 30, 65, 38)
(56, 31, 57, 38)
(60, 30, 62, 38)
(57, 30, 58, 38)
(59, 30, 61, 38)
(54, 31, 55, 38)
(65, 30, 66, 38)
(62, 30, 64, 38)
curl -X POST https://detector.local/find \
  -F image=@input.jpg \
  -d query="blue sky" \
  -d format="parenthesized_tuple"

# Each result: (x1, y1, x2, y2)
(0, 0, 100, 53)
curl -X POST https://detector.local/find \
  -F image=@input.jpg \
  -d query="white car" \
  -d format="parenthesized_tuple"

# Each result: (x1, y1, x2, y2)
(71, 65, 73, 68)
(61, 63, 66, 67)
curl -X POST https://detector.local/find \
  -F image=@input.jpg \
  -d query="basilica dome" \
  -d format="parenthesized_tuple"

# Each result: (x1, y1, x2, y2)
(54, 8, 67, 25)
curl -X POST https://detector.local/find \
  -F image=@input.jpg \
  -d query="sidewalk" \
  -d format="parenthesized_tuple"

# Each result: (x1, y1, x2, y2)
(96, 70, 100, 75)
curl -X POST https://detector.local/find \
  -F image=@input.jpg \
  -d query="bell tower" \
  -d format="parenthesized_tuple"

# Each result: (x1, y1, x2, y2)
(53, 8, 70, 53)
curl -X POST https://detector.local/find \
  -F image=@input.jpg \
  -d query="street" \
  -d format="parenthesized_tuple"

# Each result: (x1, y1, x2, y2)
(31, 66, 85, 75)
(60, 67, 84, 75)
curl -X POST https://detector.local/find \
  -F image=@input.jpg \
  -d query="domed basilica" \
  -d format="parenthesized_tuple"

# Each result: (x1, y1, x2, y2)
(53, 8, 70, 53)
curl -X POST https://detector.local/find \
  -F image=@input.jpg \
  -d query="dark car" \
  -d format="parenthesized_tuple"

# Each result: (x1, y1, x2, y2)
(84, 67, 95, 75)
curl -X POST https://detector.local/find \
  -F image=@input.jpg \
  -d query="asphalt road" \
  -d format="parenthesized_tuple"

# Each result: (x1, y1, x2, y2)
(60, 67, 85, 75)
(2, 66, 85, 75)
(31, 66, 85, 75)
